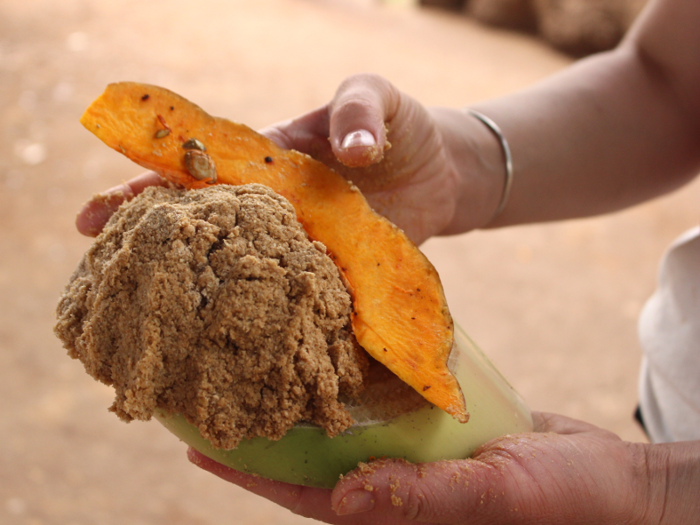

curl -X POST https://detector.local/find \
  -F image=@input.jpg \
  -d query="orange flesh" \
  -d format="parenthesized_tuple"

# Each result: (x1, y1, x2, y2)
(80, 82, 467, 422)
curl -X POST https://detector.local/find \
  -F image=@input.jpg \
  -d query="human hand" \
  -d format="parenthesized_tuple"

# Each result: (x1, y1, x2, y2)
(76, 74, 503, 243)
(258, 73, 503, 244)
(75, 171, 168, 237)
(187, 411, 664, 525)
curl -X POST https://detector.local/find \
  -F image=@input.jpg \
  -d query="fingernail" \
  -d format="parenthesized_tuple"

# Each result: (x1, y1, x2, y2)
(336, 489, 375, 516)
(341, 129, 376, 150)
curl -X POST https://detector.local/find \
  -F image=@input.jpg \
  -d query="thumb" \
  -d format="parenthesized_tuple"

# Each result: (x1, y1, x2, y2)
(328, 73, 399, 168)
(332, 425, 619, 525)
(331, 421, 638, 525)
(331, 456, 522, 524)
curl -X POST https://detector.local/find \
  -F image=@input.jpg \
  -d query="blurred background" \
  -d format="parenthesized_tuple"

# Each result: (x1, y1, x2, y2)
(2, 0, 698, 523)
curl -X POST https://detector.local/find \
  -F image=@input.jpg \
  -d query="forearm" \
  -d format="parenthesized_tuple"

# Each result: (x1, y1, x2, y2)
(477, 48, 699, 227)
(438, 0, 700, 233)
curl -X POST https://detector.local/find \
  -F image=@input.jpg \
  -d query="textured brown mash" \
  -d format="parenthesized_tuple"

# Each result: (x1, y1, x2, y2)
(55, 183, 369, 449)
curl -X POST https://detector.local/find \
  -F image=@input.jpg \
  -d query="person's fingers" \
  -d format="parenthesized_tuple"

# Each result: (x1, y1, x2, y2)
(327, 73, 400, 168)
(331, 456, 523, 524)
(75, 171, 167, 236)
(259, 106, 331, 154)
(187, 449, 399, 525)
(332, 421, 633, 525)
(187, 449, 322, 514)
(259, 74, 400, 169)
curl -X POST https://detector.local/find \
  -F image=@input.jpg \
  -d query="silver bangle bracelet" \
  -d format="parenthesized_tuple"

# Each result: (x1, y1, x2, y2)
(466, 109, 514, 221)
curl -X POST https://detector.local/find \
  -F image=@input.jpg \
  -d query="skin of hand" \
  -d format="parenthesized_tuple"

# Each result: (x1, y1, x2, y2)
(75, 171, 168, 237)
(187, 411, 700, 525)
(257, 76, 505, 244)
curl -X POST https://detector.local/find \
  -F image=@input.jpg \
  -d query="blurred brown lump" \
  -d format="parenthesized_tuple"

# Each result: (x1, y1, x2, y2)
(420, 0, 648, 56)
(54, 184, 369, 450)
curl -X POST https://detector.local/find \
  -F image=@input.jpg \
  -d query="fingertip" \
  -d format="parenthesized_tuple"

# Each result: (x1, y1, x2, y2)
(186, 449, 339, 520)
(185, 448, 237, 481)
(74, 172, 166, 237)
(329, 73, 397, 168)
(186, 447, 205, 466)
(75, 208, 103, 238)
(186, 448, 275, 491)
(75, 186, 131, 237)
(337, 129, 383, 168)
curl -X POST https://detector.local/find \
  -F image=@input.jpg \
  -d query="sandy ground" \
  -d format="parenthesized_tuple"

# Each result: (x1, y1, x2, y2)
(2, 0, 699, 523)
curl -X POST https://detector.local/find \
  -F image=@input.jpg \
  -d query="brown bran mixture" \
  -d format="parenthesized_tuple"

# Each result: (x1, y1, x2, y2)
(55, 183, 369, 449)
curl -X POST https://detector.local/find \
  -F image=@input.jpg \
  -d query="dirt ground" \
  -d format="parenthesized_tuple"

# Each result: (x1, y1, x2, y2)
(2, 0, 699, 524)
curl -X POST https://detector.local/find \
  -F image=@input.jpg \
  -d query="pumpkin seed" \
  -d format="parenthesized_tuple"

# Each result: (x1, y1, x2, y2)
(182, 138, 206, 152)
(184, 150, 216, 184)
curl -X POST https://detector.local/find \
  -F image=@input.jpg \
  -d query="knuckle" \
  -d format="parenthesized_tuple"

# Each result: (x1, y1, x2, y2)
(400, 483, 430, 521)
(334, 97, 377, 121)
(339, 72, 386, 91)
(287, 488, 316, 518)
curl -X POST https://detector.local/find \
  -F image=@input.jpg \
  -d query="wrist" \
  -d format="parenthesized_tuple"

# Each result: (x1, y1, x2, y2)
(631, 440, 700, 524)
(466, 109, 513, 223)
(429, 106, 510, 235)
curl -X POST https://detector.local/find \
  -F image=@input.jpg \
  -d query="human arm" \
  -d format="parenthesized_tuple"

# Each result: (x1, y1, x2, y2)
(266, 0, 700, 236)
(188, 412, 700, 524)
(297, 0, 700, 235)
(463, 0, 700, 230)
(252, 0, 700, 239)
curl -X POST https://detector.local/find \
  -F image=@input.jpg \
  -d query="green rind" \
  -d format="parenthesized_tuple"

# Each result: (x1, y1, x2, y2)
(156, 325, 532, 488)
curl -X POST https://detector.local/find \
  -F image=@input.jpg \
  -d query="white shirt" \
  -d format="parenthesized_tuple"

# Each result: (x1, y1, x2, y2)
(638, 227, 700, 443)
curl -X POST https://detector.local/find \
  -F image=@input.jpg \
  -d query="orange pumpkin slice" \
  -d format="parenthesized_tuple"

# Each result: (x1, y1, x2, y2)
(80, 82, 467, 423)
